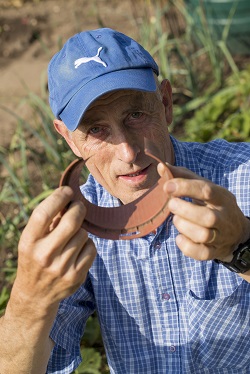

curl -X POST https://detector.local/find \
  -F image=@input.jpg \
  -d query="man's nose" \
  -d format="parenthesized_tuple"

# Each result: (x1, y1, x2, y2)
(115, 131, 141, 164)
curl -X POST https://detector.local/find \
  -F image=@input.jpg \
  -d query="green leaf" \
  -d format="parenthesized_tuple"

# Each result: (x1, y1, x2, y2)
(74, 348, 102, 374)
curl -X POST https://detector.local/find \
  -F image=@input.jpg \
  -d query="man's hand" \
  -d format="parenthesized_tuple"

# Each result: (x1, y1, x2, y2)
(158, 163, 250, 263)
(0, 186, 97, 374)
(12, 186, 96, 309)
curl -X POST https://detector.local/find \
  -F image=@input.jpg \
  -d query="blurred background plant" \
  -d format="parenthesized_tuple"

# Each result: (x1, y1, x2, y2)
(185, 66, 250, 142)
(1, 0, 250, 372)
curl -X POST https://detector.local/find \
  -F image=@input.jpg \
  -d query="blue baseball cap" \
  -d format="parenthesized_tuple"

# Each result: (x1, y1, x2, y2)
(48, 28, 159, 131)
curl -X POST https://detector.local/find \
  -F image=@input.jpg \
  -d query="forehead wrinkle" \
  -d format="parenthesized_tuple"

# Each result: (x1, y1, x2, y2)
(92, 89, 149, 109)
(79, 104, 108, 128)
(79, 89, 157, 127)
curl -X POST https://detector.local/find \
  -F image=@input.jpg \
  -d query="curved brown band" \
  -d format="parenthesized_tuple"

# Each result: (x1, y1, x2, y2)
(59, 143, 173, 240)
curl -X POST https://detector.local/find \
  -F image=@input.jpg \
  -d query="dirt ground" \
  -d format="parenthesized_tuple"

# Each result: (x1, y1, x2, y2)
(0, 0, 141, 148)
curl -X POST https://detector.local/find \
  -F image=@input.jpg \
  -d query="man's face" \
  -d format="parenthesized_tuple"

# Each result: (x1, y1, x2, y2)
(68, 83, 174, 204)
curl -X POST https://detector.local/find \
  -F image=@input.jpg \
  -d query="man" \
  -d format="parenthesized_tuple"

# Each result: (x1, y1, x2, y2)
(0, 28, 249, 374)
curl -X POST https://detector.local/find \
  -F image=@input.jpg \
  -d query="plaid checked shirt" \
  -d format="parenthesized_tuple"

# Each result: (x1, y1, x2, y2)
(47, 137, 250, 374)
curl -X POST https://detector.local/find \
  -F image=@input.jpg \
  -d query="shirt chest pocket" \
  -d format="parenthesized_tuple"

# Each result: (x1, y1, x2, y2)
(184, 282, 250, 370)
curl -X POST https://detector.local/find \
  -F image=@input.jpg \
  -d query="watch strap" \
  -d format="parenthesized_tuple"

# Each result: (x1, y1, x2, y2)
(214, 217, 250, 274)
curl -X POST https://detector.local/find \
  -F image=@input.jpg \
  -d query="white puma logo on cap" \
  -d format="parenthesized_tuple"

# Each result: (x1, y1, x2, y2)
(74, 47, 107, 68)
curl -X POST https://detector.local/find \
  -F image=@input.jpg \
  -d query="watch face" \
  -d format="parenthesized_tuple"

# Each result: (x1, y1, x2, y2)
(241, 249, 250, 264)
(215, 239, 250, 273)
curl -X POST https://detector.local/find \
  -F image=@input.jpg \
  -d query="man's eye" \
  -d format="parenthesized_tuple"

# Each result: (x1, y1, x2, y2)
(131, 112, 142, 119)
(89, 126, 101, 134)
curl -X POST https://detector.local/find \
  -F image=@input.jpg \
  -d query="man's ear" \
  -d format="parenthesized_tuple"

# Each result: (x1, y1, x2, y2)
(160, 79, 173, 125)
(53, 119, 81, 157)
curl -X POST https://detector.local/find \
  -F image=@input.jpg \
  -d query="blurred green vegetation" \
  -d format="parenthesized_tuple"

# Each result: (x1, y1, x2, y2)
(1, 0, 250, 372)
(185, 66, 250, 142)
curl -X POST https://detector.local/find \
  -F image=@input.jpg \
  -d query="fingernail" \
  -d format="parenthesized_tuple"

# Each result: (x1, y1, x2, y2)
(176, 235, 183, 246)
(61, 186, 73, 196)
(168, 198, 178, 211)
(166, 181, 176, 193)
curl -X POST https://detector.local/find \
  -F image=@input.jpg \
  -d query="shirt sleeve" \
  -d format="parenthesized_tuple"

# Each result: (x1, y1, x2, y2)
(46, 275, 96, 373)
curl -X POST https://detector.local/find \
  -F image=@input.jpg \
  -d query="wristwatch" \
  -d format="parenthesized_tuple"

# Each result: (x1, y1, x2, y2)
(215, 217, 250, 274)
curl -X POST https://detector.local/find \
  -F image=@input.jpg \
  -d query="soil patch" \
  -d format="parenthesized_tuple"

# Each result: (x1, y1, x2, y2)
(0, 0, 137, 147)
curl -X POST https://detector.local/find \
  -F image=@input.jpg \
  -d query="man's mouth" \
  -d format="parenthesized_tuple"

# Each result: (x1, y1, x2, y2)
(125, 170, 143, 177)
(118, 165, 151, 181)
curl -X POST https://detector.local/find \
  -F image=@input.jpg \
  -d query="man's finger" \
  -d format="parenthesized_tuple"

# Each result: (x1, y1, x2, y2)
(75, 238, 97, 272)
(48, 201, 87, 254)
(168, 197, 219, 228)
(157, 163, 204, 180)
(175, 234, 216, 261)
(158, 163, 226, 204)
(172, 213, 218, 243)
(21, 186, 74, 242)
(164, 177, 228, 205)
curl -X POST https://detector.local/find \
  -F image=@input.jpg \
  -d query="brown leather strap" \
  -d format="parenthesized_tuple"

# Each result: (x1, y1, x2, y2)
(59, 141, 173, 240)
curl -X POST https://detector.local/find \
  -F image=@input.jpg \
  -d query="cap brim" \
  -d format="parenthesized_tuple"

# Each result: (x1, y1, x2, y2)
(60, 68, 157, 131)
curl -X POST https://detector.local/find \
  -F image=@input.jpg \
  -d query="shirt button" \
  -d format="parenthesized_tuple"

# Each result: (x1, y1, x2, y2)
(162, 293, 171, 300)
(154, 241, 161, 249)
(169, 345, 176, 352)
